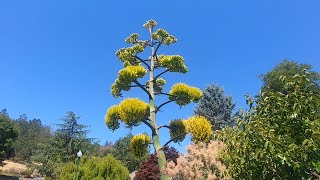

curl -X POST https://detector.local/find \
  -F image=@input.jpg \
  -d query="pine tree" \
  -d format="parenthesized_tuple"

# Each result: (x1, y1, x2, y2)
(194, 84, 235, 130)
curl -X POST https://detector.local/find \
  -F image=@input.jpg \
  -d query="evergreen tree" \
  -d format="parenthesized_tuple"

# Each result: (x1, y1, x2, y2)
(56, 111, 91, 161)
(194, 84, 235, 130)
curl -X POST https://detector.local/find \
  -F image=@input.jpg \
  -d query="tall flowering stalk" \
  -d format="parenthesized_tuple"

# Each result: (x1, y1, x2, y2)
(105, 20, 212, 179)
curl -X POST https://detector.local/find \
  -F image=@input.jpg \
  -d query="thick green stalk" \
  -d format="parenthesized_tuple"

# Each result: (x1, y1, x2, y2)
(148, 27, 169, 180)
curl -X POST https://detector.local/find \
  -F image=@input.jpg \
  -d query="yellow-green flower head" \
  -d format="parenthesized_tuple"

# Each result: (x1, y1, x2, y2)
(125, 33, 140, 44)
(169, 119, 186, 143)
(116, 45, 145, 65)
(185, 116, 212, 142)
(118, 98, 149, 126)
(169, 83, 203, 106)
(143, 19, 157, 29)
(152, 29, 177, 45)
(105, 105, 120, 131)
(111, 66, 147, 98)
(130, 134, 151, 158)
(118, 65, 147, 83)
(157, 55, 188, 73)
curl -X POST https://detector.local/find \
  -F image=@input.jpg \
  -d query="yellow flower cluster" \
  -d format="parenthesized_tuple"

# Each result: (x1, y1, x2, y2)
(169, 83, 203, 106)
(118, 98, 149, 125)
(105, 98, 149, 130)
(157, 55, 188, 73)
(130, 134, 151, 158)
(111, 65, 147, 98)
(184, 116, 212, 142)
(143, 19, 158, 29)
(104, 105, 120, 131)
(125, 33, 139, 44)
(169, 119, 186, 143)
(152, 29, 177, 45)
(116, 44, 145, 65)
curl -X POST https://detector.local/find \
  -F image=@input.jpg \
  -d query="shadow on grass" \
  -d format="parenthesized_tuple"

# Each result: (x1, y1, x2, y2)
(0, 175, 19, 180)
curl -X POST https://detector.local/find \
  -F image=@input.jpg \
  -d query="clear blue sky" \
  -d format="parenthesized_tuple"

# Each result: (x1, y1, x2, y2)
(1, 1, 319, 153)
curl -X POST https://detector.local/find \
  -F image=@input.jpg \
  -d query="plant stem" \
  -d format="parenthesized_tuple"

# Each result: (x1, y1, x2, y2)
(148, 26, 169, 180)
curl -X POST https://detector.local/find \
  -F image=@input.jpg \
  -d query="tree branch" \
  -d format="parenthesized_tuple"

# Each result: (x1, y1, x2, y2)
(162, 133, 187, 148)
(154, 69, 169, 81)
(142, 120, 156, 136)
(157, 125, 171, 130)
(133, 80, 152, 99)
(153, 40, 162, 56)
(133, 55, 151, 70)
(157, 100, 175, 112)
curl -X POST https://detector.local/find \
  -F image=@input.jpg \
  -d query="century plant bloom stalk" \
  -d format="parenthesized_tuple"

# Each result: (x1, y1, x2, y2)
(163, 140, 232, 180)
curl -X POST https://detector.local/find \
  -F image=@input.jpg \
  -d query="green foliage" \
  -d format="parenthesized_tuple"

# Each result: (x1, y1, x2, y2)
(14, 115, 51, 162)
(59, 155, 130, 180)
(260, 59, 320, 93)
(130, 134, 151, 158)
(217, 71, 320, 179)
(169, 83, 202, 106)
(107, 134, 147, 173)
(169, 119, 186, 143)
(0, 112, 18, 164)
(194, 84, 236, 130)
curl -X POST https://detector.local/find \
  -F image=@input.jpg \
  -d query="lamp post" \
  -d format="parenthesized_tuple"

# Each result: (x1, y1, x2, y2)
(74, 150, 82, 180)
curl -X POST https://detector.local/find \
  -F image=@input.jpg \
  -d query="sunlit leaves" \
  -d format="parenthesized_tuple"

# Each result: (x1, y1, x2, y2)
(169, 83, 202, 106)
(130, 134, 151, 158)
(105, 105, 120, 131)
(111, 65, 147, 98)
(184, 116, 212, 142)
(217, 72, 320, 179)
(169, 119, 186, 143)
(157, 55, 188, 73)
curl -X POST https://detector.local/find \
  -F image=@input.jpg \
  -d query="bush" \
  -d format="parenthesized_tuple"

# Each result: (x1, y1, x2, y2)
(59, 155, 130, 180)
(134, 146, 179, 180)
(164, 141, 231, 180)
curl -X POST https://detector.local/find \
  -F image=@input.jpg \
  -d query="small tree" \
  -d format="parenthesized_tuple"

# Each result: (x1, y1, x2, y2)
(0, 112, 18, 164)
(194, 84, 235, 130)
(105, 20, 212, 179)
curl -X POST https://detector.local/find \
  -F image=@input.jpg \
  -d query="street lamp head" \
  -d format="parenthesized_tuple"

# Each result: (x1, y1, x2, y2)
(77, 150, 82, 158)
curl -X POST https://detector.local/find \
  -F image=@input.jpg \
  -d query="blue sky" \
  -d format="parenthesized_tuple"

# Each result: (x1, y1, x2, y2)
(1, 1, 319, 153)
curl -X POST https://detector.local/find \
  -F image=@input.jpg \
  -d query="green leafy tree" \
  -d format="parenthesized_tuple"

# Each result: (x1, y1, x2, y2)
(0, 111, 18, 165)
(59, 155, 130, 180)
(14, 115, 51, 162)
(194, 84, 236, 130)
(108, 134, 147, 173)
(260, 59, 320, 93)
(217, 71, 320, 179)
(105, 20, 212, 179)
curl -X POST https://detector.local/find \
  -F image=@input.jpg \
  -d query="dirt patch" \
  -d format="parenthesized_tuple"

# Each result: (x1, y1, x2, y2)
(0, 160, 28, 173)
